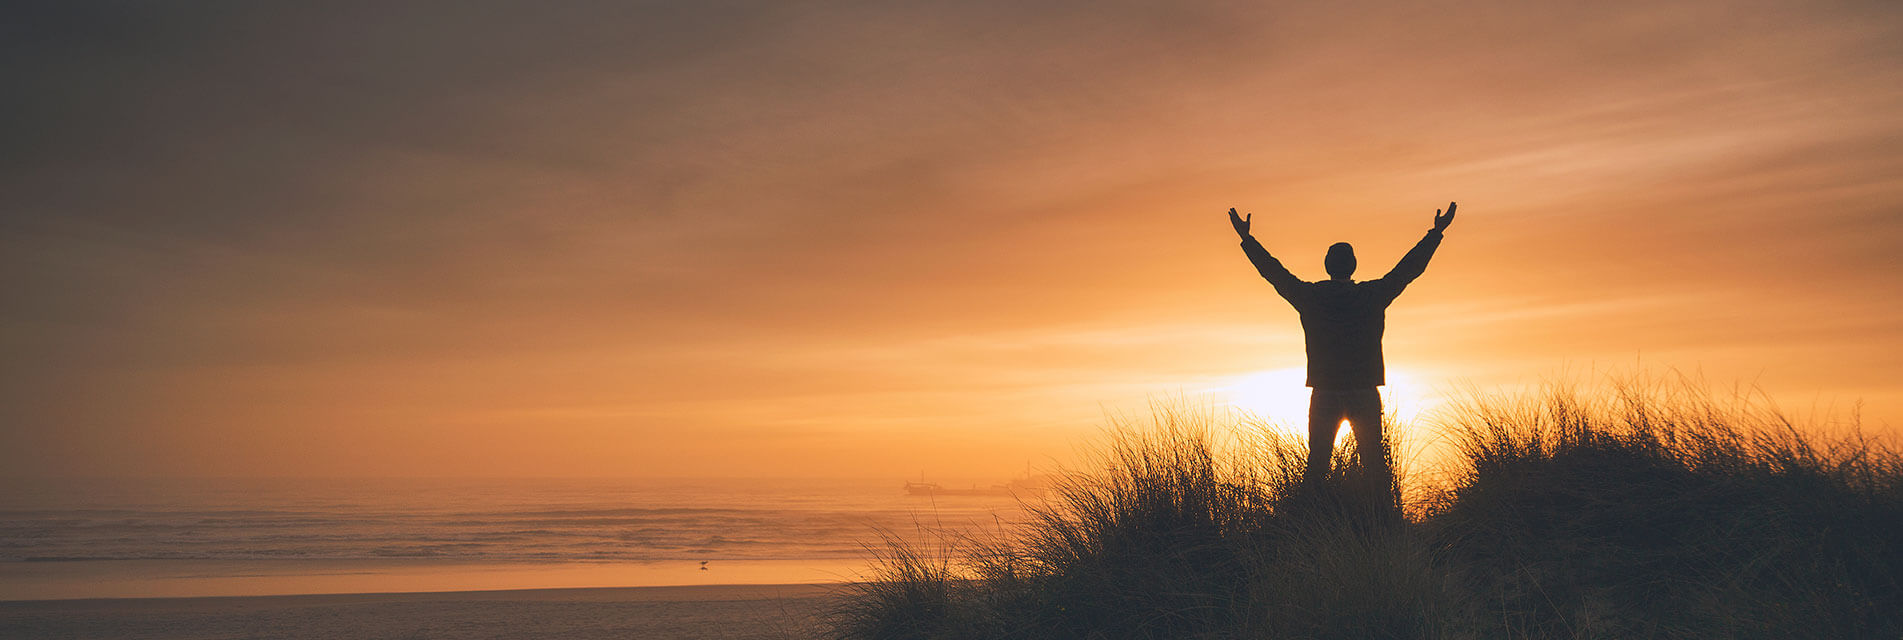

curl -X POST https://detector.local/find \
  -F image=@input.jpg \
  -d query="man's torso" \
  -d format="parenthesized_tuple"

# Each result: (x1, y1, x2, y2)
(1291, 280, 1391, 388)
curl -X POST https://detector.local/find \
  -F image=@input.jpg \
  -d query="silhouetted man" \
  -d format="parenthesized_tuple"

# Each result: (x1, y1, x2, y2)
(1229, 202, 1455, 495)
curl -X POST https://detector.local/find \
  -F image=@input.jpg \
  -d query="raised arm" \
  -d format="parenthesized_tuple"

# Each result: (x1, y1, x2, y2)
(1230, 207, 1305, 301)
(1373, 201, 1455, 300)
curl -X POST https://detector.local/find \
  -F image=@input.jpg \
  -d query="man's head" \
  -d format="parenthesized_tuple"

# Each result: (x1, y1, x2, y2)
(1325, 242, 1356, 280)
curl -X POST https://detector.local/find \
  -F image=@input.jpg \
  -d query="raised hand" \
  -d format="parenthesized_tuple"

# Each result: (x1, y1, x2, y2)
(1229, 207, 1252, 238)
(1433, 201, 1457, 232)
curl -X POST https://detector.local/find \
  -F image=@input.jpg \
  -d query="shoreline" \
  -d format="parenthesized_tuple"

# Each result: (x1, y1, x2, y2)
(0, 557, 869, 601)
(0, 580, 840, 604)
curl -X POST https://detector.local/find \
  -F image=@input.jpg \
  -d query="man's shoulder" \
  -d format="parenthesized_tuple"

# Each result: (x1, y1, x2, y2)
(1310, 280, 1395, 304)
(1314, 280, 1368, 292)
(1339, 279, 1395, 292)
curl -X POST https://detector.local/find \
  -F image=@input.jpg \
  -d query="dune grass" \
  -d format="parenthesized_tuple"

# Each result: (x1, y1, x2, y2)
(826, 377, 1902, 639)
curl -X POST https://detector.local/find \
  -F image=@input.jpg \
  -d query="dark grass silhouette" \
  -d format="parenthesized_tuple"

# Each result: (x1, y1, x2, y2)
(825, 377, 1902, 639)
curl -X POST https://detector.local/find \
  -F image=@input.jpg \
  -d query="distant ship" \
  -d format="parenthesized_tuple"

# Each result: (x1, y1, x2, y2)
(903, 472, 1059, 498)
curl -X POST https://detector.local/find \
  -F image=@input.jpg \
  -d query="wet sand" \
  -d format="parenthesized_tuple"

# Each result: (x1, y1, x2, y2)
(0, 583, 838, 640)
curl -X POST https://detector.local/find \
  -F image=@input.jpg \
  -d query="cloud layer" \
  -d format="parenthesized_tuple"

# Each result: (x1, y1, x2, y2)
(4, 0, 1901, 477)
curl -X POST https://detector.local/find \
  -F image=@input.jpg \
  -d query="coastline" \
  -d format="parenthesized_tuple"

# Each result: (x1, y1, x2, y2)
(0, 583, 839, 640)
(0, 557, 869, 601)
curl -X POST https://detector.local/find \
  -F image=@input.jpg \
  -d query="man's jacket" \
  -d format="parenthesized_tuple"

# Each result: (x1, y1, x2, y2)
(1240, 229, 1443, 389)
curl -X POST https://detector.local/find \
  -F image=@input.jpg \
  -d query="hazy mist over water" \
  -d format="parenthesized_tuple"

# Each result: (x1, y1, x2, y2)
(0, 477, 1029, 599)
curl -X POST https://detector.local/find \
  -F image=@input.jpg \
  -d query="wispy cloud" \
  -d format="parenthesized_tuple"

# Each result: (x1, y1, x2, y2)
(4, 0, 1901, 477)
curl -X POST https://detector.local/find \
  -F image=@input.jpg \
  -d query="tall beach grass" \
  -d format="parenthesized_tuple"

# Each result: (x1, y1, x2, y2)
(827, 376, 1902, 639)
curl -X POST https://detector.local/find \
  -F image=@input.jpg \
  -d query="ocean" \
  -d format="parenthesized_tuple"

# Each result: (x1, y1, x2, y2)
(0, 477, 1033, 601)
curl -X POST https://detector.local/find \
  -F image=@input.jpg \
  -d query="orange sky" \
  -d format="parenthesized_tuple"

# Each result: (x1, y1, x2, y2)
(4, 1, 1901, 479)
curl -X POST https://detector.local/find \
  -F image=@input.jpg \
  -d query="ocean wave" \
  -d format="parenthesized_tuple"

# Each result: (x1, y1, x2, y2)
(0, 479, 1029, 564)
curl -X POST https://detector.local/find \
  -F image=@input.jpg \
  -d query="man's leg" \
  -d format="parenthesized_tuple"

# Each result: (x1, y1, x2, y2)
(1306, 389, 1344, 484)
(1344, 389, 1393, 507)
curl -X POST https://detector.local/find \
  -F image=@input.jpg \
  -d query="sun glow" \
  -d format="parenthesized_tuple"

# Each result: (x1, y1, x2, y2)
(1215, 367, 1437, 431)
(1220, 368, 1313, 423)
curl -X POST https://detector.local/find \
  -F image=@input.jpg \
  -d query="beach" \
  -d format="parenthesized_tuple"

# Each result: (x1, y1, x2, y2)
(0, 478, 1027, 638)
(0, 477, 1026, 597)
(0, 583, 836, 640)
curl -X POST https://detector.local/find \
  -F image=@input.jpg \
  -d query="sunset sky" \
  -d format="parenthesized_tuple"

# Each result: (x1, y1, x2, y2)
(4, 0, 1901, 479)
